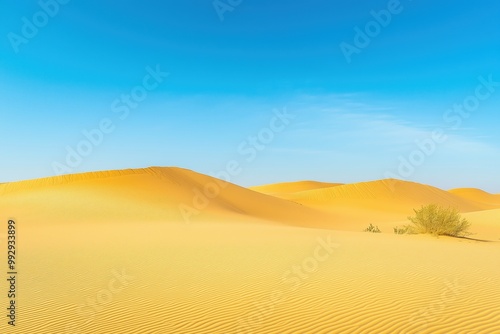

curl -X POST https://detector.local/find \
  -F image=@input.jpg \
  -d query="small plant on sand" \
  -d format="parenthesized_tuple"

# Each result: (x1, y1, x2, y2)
(364, 224, 381, 233)
(406, 204, 472, 237)
(393, 226, 411, 235)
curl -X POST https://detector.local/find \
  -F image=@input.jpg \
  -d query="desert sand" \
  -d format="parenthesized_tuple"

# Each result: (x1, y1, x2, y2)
(1, 167, 499, 333)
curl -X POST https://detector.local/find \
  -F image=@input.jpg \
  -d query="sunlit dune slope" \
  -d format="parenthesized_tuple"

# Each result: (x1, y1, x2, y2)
(449, 188, 500, 208)
(462, 208, 500, 240)
(250, 180, 342, 196)
(254, 179, 498, 231)
(0, 167, 331, 227)
(266, 179, 487, 210)
(2, 169, 499, 235)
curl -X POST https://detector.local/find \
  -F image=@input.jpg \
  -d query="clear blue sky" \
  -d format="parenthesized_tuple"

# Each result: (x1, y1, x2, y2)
(1, 0, 499, 191)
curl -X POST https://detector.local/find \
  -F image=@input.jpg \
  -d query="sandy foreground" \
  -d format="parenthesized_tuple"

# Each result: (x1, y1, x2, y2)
(1, 167, 499, 334)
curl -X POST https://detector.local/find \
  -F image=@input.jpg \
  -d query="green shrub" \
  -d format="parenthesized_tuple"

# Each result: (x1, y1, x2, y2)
(364, 224, 381, 233)
(406, 204, 471, 237)
(393, 226, 411, 235)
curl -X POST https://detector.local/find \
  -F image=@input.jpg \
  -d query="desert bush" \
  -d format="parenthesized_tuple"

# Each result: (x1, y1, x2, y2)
(364, 224, 381, 233)
(393, 226, 411, 235)
(406, 204, 471, 237)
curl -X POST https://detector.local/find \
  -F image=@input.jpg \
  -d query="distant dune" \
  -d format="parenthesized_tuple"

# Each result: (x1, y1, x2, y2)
(2, 167, 500, 334)
(256, 179, 486, 210)
(251, 178, 500, 232)
(250, 180, 343, 196)
(449, 188, 500, 208)
(2, 168, 499, 232)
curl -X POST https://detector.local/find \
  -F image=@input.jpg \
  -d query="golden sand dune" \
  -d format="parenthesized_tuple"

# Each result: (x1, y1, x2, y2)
(0, 167, 331, 227)
(449, 188, 500, 208)
(261, 179, 483, 210)
(462, 208, 500, 241)
(251, 179, 496, 232)
(2, 167, 500, 334)
(250, 180, 343, 196)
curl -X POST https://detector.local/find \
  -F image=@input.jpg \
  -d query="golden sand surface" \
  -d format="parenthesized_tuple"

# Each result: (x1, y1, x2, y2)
(1, 167, 499, 333)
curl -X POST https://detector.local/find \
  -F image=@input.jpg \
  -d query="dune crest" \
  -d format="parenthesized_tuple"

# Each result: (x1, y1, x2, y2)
(0, 167, 332, 227)
(252, 178, 500, 233)
(261, 178, 490, 212)
(2, 169, 499, 233)
(449, 188, 500, 207)
(250, 180, 343, 196)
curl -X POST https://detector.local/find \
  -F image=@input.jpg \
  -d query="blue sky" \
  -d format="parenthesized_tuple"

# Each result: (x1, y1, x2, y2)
(1, 0, 499, 191)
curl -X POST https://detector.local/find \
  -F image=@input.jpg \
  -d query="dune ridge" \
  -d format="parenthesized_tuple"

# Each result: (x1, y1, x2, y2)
(250, 180, 343, 196)
(3, 168, 500, 232)
(258, 179, 488, 210)
(0, 166, 333, 227)
(249, 178, 500, 233)
(449, 188, 500, 207)
(0, 167, 188, 195)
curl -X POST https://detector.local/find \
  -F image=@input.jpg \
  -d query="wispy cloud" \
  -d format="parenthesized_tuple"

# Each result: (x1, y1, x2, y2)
(284, 93, 499, 156)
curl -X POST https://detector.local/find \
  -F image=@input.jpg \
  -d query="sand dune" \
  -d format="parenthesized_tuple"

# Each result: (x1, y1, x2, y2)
(250, 180, 343, 196)
(2, 168, 498, 233)
(462, 208, 500, 241)
(258, 179, 486, 210)
(0, 167, 333, 228)
(251, 179, 499, 232)
(4, 169, 496, 230)
(449, 188, 500, 208)
(1, 167, 500, 334)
